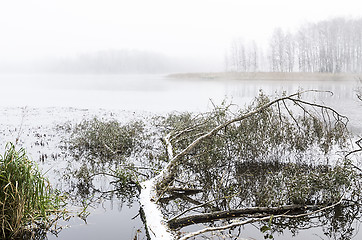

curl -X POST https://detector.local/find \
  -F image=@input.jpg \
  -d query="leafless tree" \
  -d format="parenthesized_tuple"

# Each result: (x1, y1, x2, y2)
(225, 17, 362, 73)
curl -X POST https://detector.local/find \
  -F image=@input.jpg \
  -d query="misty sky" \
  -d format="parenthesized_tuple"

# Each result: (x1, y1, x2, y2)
(1, 0, 361, 70)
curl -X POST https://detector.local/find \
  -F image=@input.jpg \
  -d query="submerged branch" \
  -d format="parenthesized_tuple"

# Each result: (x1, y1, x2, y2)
(168, 204, 320, 229)
(178, 198, 344, 240)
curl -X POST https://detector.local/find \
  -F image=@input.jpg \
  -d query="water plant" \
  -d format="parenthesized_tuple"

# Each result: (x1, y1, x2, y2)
(69, 118, 144, 164)
(64, 117, 153, 212)
(0, 143, 65, 239)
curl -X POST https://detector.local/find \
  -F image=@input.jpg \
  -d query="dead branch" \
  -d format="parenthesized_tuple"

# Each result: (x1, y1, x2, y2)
(178, 198, 343, 240)
(143, 90, 349, 240)
(167, 198, 223, 224)
(167, 188, 203, 194)
(289, 98, 347, 124)
(345, 137, 362, 159)
(169, 204, 319, 229)
(103, 143, 120, 154)
(282, 99, 301, 129)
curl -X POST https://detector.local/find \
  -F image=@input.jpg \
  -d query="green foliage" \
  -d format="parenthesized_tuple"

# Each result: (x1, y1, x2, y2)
(248, 161, 353, 207)
(69, 118, 144, 163)
(65, 118, 149, 206)
(159, 91, 353, 226)
(261, 216, 274, 239)
(162, 91, 349, 175)
(0, 143, 64, 239)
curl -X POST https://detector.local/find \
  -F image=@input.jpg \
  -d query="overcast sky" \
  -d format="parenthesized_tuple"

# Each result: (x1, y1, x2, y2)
(0, 0, 361, 70)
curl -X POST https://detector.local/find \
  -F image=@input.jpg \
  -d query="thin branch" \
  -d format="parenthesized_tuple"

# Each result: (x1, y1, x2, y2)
(357, 138, 362, 148)
(167, 198, 222, 224)
(282, 99, 300, 129)
(287, 97, 348, 124)
(345, 138, 362, 159)
(290, 99, 314, 119)
(103, 143, 120, 154)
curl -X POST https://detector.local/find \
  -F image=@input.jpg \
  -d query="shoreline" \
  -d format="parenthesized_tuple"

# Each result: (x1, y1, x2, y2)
(167, 72, 362, 81)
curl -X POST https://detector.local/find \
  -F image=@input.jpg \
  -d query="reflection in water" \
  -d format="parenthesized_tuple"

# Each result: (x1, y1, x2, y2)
(160, 158, 362, 239)
(0, 74, 360, 120)
(46, 117, 163, 240)
(154, 93, 362, 239)
(0, 74, 361, 239)
(173, 161, 361, 239)
(0, 108, 156, 240)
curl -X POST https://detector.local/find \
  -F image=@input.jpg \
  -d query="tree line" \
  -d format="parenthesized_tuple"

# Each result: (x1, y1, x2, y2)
(45, 49, 199, 74)
(225, 17, 362, 73)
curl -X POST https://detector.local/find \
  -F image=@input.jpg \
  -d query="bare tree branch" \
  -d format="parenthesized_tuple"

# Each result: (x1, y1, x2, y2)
(178, 198, 344, 240)
(345, 138, 362, 159)
(169, 204, 320, 229)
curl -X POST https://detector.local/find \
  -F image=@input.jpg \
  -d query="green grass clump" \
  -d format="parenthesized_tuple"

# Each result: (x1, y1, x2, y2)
(0, 143, 64, 239)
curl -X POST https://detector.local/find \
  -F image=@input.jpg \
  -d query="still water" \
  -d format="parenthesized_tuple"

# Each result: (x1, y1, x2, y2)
(0, 74, 361, 240)
(1, 73, 361, 134)
(0, 74, 360, 127)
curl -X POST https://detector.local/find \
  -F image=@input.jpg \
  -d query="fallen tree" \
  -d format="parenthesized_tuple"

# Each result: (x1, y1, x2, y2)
(65, 89, 359, 239)
(168, 204, 320, 229)
(155, 90, 348, 191)
(141, 90, 358, 239)
(178, 197, 344, 240)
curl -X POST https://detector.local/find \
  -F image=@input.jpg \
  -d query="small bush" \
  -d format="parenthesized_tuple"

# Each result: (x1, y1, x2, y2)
(65, 118, 148, 202)
(0, 143, 64, 239)
(69, 118, 144, 163)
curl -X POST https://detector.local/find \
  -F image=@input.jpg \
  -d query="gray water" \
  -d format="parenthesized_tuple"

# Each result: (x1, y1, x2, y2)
(0, 73, 361, 240)
(1, 73, 360, 124)
(2, 73, 361, 134)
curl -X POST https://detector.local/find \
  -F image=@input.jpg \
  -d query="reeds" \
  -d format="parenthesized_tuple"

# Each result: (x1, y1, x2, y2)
(0, 143, 63, 239)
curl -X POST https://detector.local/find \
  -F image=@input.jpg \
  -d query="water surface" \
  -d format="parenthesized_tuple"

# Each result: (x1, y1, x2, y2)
(0, 73, 361, 239)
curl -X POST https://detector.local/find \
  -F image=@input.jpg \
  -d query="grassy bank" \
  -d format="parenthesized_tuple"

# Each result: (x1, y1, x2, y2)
(167, 72, 362, 81)
(0, 143, 64, 239)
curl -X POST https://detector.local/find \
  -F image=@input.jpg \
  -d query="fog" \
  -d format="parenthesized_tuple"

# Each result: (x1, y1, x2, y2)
(1, 0, 361, 73)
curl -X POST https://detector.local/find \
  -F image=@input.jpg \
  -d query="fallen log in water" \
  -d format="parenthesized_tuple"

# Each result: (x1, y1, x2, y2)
(168, 204, 320, 229)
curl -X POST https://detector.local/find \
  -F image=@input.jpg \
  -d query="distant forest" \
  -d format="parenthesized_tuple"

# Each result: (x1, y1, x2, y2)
(46, 49, 196, 74)
(46, 17, 362, 74)
(225, 17, 362, 73)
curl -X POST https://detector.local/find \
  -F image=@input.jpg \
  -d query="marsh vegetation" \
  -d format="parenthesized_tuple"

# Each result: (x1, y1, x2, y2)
(0, 143, 66, 239)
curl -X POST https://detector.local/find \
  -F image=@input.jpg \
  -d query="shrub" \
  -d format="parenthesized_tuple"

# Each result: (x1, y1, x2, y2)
(69, 118, 144, 163)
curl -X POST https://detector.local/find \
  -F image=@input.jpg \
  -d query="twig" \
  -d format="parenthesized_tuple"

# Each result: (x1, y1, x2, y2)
(103, 143, 120, 154)
(345, 137, 362, 159)
(282, 99, 300, 129)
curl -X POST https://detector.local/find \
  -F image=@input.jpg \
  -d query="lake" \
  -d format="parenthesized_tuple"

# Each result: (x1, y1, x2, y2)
(1, 73, 361, 134)
(0, 73, 361, 240)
